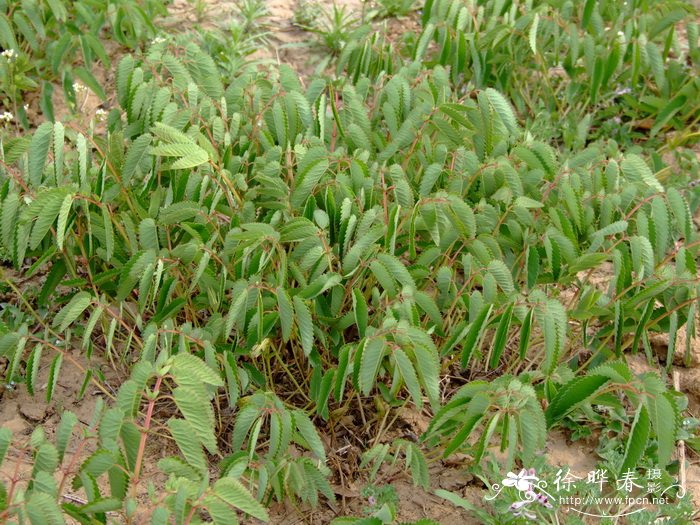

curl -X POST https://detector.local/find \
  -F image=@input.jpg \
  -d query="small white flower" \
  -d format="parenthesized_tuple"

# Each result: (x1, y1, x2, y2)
(151, 36, 167, 45)
(95, 108, 108, 121)
(0, 111, 13, 123)
(1, 49, 17, 61)
(23, 104, 29, 111)
(23, 195, 33, 204)
(73, 82, 87, 93)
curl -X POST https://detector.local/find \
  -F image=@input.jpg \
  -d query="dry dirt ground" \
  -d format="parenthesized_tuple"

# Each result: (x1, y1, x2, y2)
(3, 1, 700, 524)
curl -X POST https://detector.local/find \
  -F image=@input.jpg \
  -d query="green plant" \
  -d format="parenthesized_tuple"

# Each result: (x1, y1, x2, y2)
(414, 0, 700, 149)
(0, 354, 269, 524)
(361, 439, 429, 489)
(294, 1, 368, 55)
(0, 0, 167, 124)
(1, 0, 700, 521)
(424, 375, 546, 471)
(374, 0, 417, 18)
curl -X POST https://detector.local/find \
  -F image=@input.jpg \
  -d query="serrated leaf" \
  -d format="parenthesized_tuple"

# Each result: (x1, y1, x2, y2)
(484, 88, 519, 135)
(545, 374, 609, 427)
(122, 133, 152, 184)
(55, 193, 73, 250)
(359, 336, 385, 396)
(171, 353, 223, 388)
(277, 288, 294, 342)
(28, 122, 53, 186)
(529, 13, 539, 55)
(55, 411, 78, 463)
(25, 343, 43, 396)
(46, 353, 63, 403)
(393, 347, 422, 409)
(620, 404, 650, 475)
(167, 418, 206, 474)
(26, 492, 65, 525)
(293, 295, 314, 356)
(151, 143, 208, 169)
(213, 478, 269, 522)
(645, 392, 677, 467)
(293, 410, 326, 461)
(489, 305, 513, 369)
(461, 304, 493, 368)
(291, 148, 329, 209)
(0, 427, 11, 465)
(53, 292, 92, 332)
(621, 154, 664, 193)
(173, 385, 217, 454)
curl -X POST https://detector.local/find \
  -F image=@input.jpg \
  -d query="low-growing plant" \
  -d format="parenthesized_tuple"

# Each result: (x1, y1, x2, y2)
(1, 0, 700, 522)
(0, 353, 271, 524)
(373, 0, 417, 18)
(294, 1, 368, 55)
(0, 0, 167, 124)
(414, 0, 700, 149)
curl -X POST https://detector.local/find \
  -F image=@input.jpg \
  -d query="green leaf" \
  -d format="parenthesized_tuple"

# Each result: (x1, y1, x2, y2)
(620, 404, 650, 475)
(291, 147, 329, 208)
(528, 13, 539, 55)
(0, 427, 12, 465)
(277, 288, 294, 342)
(151, 143, 209, 169)
(167, 418, 206, 473)
(28, 122, 53, 186)
(173, 386, 217, 454)
(55, 193, 73, 250)
(26, 492, 65, 525)
(487, 260, 515, 295)
(293, 410, 326, 461)
(101, 206, 114, 262)
(645, 392, 677, 467)
(460, 305, 493, 368)
(53, 122, 65, 182)
(53, 292, 92, 332)
(518, 308, 533, 360)
(293, 295, 314, 356)
(213, 478, 269, 522)
(489, 305, 513, 369)
(122, 133, 152, 184)
(74, 66, 107, 100)
(545, 374, 609, 427)
(25, 343, 43, 396)
(621, 154, 664, 193)
(352, 289, 368, 339)
(46, 353, 63, 403)
(27, 188, 68, 250)
(393, 347, 422, 408)
(171, 353, 223, 388)
(80, 449, 115, 478)
(484, 88, 519, 135)
(359, 337, 386, 396)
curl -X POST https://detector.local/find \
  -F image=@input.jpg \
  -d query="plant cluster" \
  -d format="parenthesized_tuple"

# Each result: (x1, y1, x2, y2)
(0, 0, 699, 523)
(0, 0, 167, 126)
(414, 0, 700, 148)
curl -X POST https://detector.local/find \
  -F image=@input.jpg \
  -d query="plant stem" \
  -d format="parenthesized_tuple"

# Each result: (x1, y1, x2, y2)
(130, 375, 163, 496)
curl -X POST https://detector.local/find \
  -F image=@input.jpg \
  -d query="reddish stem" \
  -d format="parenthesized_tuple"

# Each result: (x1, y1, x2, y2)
(131, 375, 163, 491)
